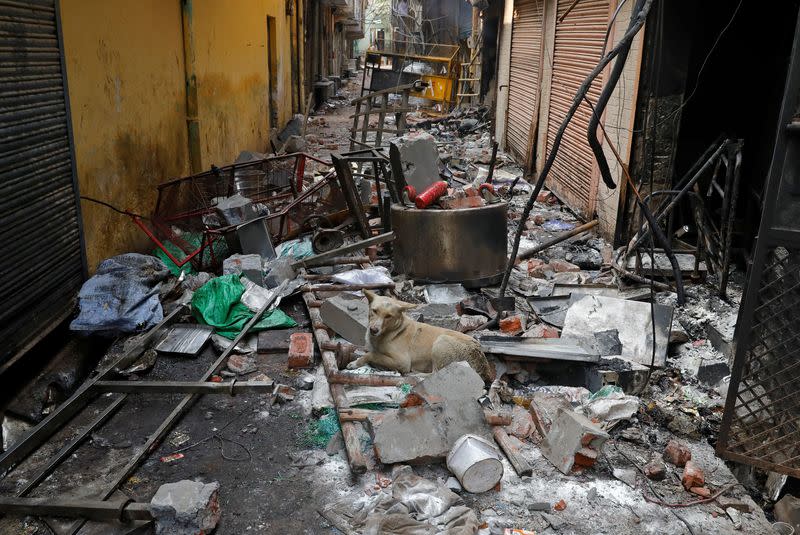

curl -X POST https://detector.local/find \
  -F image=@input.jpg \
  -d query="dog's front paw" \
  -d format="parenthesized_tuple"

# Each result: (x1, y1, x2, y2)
(346, 359, 362, 370)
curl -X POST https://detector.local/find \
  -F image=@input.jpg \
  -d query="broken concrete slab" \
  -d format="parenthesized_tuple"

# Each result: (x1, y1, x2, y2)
(390, 132, 441, 192)
(372, 362, 491, 464)
(319, 294, 368, 345)
(222, 254, 263, 286)
(479, 335, 599, 363)
(410, 360, 485, 405)
(458, 314, 489, 333)
(408, 303, 460, 330)
(561, 295, 673, 367)
(541, 408, 609, 474)
(149, 480, 220, 535)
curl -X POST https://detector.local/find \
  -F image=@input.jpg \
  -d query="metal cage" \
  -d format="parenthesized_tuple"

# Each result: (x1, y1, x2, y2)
(717, 12, 800, 477)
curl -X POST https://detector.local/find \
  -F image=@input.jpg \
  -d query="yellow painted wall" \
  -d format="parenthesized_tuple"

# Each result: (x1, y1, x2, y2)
(60, 0, 190, 271)
(60, 0, 299, 270)
(193, 0, 295, 167)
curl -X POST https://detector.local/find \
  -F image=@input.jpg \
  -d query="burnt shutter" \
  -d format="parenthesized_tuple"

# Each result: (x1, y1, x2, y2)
(506, 0, 544, 166)
(0, 0, 85, 369)
(544, 0, 609, 217)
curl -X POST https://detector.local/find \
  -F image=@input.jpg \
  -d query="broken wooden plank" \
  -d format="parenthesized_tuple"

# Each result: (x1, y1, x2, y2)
(493, 427, 533, 477)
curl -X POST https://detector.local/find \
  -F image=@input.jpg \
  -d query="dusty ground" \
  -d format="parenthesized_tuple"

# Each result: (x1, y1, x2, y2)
(0, 72, 783, 535)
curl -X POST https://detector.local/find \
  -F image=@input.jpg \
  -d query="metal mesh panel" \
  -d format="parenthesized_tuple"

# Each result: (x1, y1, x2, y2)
(719, 246, 800, 476)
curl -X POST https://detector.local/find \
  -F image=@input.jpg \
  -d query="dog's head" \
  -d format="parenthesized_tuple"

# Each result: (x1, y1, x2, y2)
(363, 290, 416, 337)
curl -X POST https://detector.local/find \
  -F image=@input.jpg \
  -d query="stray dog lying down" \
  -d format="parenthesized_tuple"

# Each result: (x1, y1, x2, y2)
(346, 290, 494, 381)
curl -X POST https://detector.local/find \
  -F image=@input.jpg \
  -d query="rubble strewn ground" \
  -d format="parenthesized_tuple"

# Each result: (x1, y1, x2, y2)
(0, 73, 793, 535)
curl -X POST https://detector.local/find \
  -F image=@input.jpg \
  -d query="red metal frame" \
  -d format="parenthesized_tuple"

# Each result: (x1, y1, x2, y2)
(129, 153, 340, 270)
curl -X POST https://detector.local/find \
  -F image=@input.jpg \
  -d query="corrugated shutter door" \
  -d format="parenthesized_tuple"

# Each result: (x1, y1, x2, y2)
(544, 0, 609, 217)
(506, 0, 544, 165)
(0, 0, 85, 367)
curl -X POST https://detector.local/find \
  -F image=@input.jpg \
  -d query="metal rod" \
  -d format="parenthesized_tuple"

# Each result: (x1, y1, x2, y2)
(65, 282, 287, 535)
(486, 141, 499, 184)
(0, 304, 185, 472)
(517, 220, 598, 261)
(626, 141, 728, 254)
(327, 372, 413, 387)
(305, 283, 395, 292)
(17, 395, 127, 498)
(292, 232, 395, 268)
(0, 497, 152, 522)
(91, 380, 275, 395)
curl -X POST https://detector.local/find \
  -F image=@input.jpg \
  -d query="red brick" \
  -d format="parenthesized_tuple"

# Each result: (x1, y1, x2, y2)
(537, 191, 555, 203)
(682, 461, 704, 490)
(689, 486, 711, 498)
(288, 332, 315, 368)
(663, 439, 692, 467)
(439, 195, 484, 210)
(549, 259, 581, 273)
(463, 185, 479, 197)
(528, 262, 554, 279)
(499, 315, 523, 335)
(525, 324, 560, 339)
(573, 447, 599, 468)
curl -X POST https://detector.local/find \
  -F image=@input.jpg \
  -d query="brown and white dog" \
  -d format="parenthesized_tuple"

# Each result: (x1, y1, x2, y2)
(346, 290, 494, 381)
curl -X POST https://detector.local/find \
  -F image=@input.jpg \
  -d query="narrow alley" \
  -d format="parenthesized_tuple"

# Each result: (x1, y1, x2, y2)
(1, 1, 799, 534)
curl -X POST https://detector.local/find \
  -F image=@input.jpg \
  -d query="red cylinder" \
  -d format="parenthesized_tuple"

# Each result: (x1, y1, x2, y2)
(414, 181, 448, 209)
(403, 185, 417, 201)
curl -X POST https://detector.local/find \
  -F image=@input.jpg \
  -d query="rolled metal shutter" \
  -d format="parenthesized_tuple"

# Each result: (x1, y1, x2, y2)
(506, 0, 544, 165)
(544, 0, 609, 217)
(0, 0, 85, 369)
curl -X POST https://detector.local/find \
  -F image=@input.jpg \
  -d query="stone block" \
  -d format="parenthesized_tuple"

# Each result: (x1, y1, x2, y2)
(150, 480, 220, 535)
(372, 362, 490, 464)
(222, 254, 263, 286)
(390, 132, 441, 192)
(319, 294, 368, 345)
(458, 314, 488, 333)
(541, 408, 609, 474)
(644, 459, 666, 480)
(408, 303, 459, 330)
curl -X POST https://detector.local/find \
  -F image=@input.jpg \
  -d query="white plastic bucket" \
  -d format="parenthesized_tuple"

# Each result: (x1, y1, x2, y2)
(446, 434, 504, 493)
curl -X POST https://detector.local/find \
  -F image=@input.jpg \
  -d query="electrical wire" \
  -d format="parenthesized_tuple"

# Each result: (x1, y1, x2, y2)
(80, 195, 148, 220)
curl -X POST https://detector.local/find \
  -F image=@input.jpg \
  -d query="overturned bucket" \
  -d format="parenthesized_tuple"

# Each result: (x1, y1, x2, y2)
(446, 434, 504, 493)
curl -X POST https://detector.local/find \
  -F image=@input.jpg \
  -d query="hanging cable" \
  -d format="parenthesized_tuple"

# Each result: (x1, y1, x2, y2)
(588, 0, 645, 189)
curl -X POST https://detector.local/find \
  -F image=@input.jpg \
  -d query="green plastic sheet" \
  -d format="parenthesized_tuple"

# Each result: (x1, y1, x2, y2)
(191, 274, 296, 339)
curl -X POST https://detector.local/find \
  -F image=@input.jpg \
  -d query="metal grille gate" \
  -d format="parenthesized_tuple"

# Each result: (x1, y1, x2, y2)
(0, 0, 85, 371)
(717, 14, 800, 477)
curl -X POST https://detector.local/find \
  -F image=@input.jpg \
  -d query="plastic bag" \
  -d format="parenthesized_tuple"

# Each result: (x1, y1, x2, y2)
(275, 238, 314, 260)
(331, 266, 393, 286)
(70, 254, 169, 336)
(191, 274, 296, 339)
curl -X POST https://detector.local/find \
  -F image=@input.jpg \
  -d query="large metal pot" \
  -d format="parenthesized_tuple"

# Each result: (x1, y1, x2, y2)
(390, 202, 508, 287)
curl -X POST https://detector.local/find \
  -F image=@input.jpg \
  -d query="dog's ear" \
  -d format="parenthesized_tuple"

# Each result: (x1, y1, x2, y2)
(395, 301, 417, 312)
(363, 289, 377, 303)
